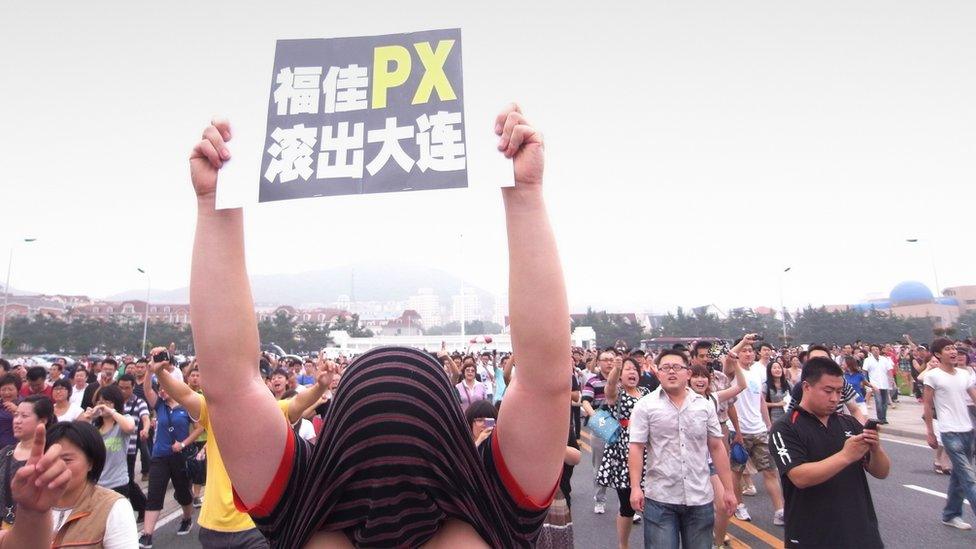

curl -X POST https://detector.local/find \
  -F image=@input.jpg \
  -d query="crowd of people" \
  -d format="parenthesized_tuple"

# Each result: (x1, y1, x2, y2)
(1, 333, 973, 548)
(0, 106, 971, 549)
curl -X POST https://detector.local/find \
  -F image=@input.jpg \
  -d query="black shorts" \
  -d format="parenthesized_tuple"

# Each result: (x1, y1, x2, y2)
(146, 454, 192, 510)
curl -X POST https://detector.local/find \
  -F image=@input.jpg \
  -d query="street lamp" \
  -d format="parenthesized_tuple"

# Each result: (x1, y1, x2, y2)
(137, 268, 151, 357)
(906, 238, 941, 297)
(0, 238, 38, 358)
(780, 267, 792, 343)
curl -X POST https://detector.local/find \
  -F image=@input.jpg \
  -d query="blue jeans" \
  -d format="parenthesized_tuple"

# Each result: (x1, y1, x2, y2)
(642, 498, 714, 549)
(873, 389, 888, 422)
(941, 431, 976, 522)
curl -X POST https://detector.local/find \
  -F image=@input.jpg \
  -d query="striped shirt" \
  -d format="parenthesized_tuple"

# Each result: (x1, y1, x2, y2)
(582, 373, 609, 409)
(233, 346, 553, 548)
(123, 395, 149, 454)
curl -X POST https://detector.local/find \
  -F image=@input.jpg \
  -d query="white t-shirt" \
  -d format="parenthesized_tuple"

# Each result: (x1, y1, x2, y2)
(56, 404, 83, 423)
(297, 418, 316, 441)
(52, 497, 137, 549)
(476, 362, 495, 395)
(924, 367, 976, 433)
(69, 386, 87, 409)
(863, 355, 893, 390)
(732, 362, 768, 435)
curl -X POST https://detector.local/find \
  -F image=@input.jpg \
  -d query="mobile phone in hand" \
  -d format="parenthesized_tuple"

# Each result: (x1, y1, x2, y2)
(864, 419, 880, 431)
(484, 418, 496, 429)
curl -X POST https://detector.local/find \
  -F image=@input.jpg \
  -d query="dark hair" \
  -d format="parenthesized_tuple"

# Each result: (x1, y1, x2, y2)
(692, 341, 713, 355)
(135, 357, 149, 365)
(630, 349, 646, 358)
(844, 355, 861, 373)
(655, 349, 688, 366)
(931, 338, 955, 356)
(271, 368, 289, 380)
(806, 345, 831, 360)
(280, 389, 299, 400)
(93, 384, 125, 414)
(101, 357, 118, 368)
(45, 421, 105, 483)
(688, 363, 711, 380)
(52, 378, 73, 397)
(21, 395, 56, 427)
(26, 366, 46, 382)
(758, 342, 774, 352)
(800, 357, 843, 386)
(0, 374, 21, 391)
(797, 350, 809, 364)
(765, 360, 791, 401)
(621, 356, 641, 374)
(0, 359, 9, 372)
(117, 374, 136, 386)
(463, 399, 497, 431)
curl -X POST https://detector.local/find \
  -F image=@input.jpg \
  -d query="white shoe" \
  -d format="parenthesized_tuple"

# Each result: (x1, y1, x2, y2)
(632, 514, 642, 524)
(942, 517, 973, 530)
(594, 502, 606, 514)
(734, 503, 752, 521)
(742, 484, 757, 496)
(773, 509, 785, 526)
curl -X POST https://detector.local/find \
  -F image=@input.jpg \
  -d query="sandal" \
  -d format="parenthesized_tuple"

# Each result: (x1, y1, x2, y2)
(935, 464, 945, 474)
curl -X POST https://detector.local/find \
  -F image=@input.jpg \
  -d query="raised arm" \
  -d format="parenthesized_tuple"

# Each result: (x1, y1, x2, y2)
(493, 104, 571, 502)
(143, 366, 158, 409)
(716, 361, 746, 403)
(151, 351, 203, 419)
(604, 360, 622, 407)
(3, 425, 71, 549)
(286, 358, 336, 424)
(188, 118, 287, 506)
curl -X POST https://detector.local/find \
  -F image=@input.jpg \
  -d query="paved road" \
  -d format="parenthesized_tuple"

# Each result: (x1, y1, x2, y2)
(573, 429, 976, 548)
(142, 428, 976, 548)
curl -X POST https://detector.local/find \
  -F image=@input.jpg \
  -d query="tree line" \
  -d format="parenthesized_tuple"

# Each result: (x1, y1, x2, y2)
(574, 306, 976, 350)
(0, 310, 376, 356)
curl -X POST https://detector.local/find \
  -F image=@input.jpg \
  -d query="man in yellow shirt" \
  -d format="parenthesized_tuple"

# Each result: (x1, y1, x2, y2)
(150, 348, 332, 548)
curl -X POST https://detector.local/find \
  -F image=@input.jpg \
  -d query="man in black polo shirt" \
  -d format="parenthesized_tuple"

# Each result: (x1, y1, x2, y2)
(770, 357, 890, 548)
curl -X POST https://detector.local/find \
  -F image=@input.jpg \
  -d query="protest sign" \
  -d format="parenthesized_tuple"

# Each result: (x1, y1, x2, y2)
(257, 28, 467, 203)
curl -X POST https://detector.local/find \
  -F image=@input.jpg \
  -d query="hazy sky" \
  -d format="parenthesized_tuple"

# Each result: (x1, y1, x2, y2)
(2, 1, 974, 313)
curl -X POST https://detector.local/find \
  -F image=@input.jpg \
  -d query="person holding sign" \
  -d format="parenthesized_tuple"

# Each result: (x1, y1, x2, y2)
(188, 103, 569, 547)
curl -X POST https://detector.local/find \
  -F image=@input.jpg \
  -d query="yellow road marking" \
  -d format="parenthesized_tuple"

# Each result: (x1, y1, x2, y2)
(580, 440, 591, 453)
(730, 517, 783, 548)
(728, 532, 751, 548)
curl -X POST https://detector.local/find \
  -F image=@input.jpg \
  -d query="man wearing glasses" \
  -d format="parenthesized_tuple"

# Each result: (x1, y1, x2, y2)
(582, 349, 616, 514)
(629, 349, 736, 548)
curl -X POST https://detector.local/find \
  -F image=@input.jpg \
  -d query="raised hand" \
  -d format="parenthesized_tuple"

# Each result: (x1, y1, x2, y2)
(189, 117, 232, 199)
(315, 351, 339, 389)
(11, 424, 71, 514)
(148, 346, 172, 375)
(494, 103, 544, 187)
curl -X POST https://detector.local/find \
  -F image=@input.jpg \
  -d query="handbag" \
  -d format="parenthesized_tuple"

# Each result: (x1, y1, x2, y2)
(589, 408, 622, 445)
(730, 441, 749, 465)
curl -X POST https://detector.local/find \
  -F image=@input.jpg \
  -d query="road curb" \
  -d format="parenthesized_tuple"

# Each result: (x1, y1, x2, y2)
(879, 425, 924, 441)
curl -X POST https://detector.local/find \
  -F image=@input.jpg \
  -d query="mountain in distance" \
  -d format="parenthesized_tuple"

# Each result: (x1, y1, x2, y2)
(106, 262, 496, 309)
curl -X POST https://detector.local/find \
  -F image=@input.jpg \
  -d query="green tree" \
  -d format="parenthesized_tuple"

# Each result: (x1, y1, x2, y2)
(258, 311, 297, 352)
(571, 308, 646, 349)
(295, 322, 334, 353)
(330, 313, 373, 338)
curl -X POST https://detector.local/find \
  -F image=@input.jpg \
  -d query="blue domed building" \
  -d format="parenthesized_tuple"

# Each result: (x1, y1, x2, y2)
(846, 281, 964, 328)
